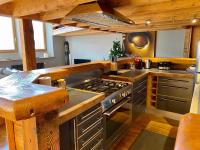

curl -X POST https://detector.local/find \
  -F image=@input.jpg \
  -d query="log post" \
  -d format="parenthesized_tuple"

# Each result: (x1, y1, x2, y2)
(20, 19, 37, 71)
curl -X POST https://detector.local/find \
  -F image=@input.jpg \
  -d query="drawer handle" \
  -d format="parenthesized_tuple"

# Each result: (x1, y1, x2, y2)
(134, 80, 147, 89)
(160, 78, 190, 83)
(91, 139, 103, 150)
(81, 128, 103, 147)
(160, 85, 188, 90)
(136, 87, 147, 94)
(159, 97, 187, 103)
(80, 107, 102, 121)
(80, 118, 102, 134)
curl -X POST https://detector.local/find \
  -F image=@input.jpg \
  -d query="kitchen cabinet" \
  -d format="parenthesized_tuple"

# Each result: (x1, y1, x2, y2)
(60, 103, 104, 150)
(132, 76, 147, 120)
(157, 77, 194, 114)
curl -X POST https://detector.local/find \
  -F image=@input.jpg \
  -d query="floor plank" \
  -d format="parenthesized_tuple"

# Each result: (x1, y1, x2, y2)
(110, 113, 178, 150)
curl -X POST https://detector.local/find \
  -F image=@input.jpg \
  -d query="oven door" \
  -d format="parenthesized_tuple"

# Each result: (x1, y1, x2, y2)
(103, 96, 132, 150)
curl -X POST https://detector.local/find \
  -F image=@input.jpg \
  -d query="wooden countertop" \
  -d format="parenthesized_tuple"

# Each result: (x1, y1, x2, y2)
(103, 69, 194, 83)
(0, 72, 68, 121)
(0, 57, 195, 121)
(0, 61, 110, 121)
(175, 113, 200, 150)
(190, 84, 200, 114)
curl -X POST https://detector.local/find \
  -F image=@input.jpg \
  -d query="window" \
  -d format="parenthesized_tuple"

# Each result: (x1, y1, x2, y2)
(0, 16, 16, 52)
(32, 20, 46, 50)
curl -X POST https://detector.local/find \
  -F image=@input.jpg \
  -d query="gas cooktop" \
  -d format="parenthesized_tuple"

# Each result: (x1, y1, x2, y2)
(73, 78, 129, 96)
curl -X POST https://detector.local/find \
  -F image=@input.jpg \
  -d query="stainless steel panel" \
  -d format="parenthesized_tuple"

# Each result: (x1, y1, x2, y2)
(158, 84, 193, 99)
(132, 77, 147, 120)
(157, 96, 191, 114)
(133, 77, 147, 89)
(158, 77, 193, 88)
(133, 100, 146, 120)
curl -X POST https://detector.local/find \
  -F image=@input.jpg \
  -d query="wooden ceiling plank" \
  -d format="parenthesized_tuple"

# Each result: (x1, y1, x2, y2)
(115, 0, 200, 18)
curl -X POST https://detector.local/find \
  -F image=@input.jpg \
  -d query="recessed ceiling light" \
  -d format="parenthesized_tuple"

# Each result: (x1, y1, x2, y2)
(145, 20, 152, 26)
(191, 18, 200, 24)
(129, 20, 135, 24)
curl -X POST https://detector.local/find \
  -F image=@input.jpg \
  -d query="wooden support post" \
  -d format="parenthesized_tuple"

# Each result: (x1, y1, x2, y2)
(37, 111, 60, 150)
(20, 19, 37, 71)
(191, 26, 200, 58)
(183, 27, 192, 58)
(14, 118, 39, 150)
(5, 120, 16, 150)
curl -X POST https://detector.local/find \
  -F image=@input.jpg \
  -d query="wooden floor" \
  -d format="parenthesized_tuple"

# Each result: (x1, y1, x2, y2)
(0, 113, 178, 150)
(110, 113, 178, 150)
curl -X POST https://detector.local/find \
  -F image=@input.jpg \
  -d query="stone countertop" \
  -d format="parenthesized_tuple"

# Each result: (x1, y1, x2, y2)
(58, 88, 105, 124)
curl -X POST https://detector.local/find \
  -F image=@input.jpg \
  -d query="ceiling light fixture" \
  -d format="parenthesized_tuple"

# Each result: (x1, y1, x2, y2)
(145, 19, 152, 26)
(191, 18, 200, 24)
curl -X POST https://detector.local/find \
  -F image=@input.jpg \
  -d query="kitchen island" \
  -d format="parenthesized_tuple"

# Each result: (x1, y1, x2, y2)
(0, 57, 198, 150)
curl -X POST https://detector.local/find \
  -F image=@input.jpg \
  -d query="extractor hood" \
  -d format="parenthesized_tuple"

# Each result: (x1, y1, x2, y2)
(65, 1, 134, 27)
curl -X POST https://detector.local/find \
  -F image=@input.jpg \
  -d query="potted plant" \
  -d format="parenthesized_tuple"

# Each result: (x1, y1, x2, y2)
(109, 40, 124, 62)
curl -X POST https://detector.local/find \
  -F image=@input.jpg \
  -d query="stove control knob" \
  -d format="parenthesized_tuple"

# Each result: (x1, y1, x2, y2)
(111, 99, 116, 104)
(122, 92, 126, 97)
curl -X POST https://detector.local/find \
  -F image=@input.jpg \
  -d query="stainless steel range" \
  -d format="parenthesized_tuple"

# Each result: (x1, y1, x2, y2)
(73, 78, 133, 150)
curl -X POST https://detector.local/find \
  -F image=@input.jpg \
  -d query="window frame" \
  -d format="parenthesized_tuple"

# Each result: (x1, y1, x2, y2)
(0, 17, 18, 53)
(33, 21, 47, 52)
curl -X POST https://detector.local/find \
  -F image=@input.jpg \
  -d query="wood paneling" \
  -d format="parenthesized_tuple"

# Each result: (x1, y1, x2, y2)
(191, 26, 200, 58)
(0, 0, 200, 33)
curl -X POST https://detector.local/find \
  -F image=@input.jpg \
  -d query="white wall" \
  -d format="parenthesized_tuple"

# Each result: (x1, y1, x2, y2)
(0, 20, 66, 68)
(156, 29, 186, 57)
(0, 36, 66, 68)
(65, 33, 123, 63)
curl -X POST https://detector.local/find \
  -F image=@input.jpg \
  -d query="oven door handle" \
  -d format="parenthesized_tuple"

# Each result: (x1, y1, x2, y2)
(103, 98, 131, 117)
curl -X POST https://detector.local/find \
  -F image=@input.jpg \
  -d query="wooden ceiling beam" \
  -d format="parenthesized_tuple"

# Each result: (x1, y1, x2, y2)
(39, 7, 74, 21)
(106, 0, 171, 7)
(0, 2, 13, 16)
(0, 0, 13, 5)
(12, 0, 95, 17)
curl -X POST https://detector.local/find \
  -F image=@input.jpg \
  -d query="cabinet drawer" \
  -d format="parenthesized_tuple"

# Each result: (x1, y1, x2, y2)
(77, 114, 103, 138)
(77, 127, 103, 150)
(133, 77, 147, 90)
(81, 138, 103, 150)
(76, 104, 102, 124)
(158, 77, 193, 88)
(158, 84, 193, 99)
(133, 92, 146, 104)
(157, 96, 191, 114)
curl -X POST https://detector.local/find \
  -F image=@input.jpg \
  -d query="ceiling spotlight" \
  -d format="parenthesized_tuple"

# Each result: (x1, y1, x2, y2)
(129, 20, 135, 24)
(145, 20, 152, 26)
(191, 18, 200, 24)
